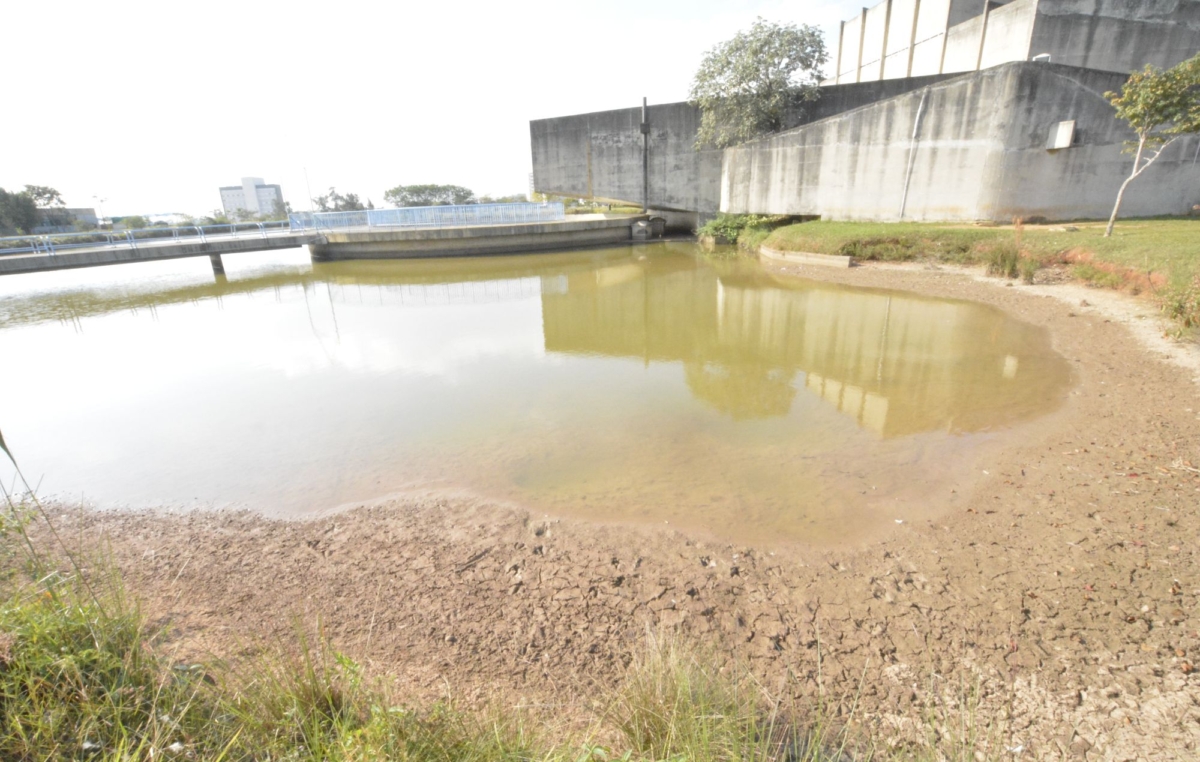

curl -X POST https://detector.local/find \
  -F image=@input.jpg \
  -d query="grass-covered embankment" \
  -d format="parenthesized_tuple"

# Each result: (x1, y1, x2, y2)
(759, 219, 1200, 332)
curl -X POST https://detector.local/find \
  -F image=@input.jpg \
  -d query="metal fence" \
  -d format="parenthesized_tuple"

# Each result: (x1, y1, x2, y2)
(288, 202, 565, 231)
(0, 220, 293, 257)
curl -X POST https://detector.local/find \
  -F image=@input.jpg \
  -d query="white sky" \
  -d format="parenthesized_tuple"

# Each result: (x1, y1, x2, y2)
(1, 0, 865, 217)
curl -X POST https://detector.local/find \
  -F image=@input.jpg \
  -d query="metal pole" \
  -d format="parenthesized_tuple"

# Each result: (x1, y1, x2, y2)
(641, 97, 650, 213)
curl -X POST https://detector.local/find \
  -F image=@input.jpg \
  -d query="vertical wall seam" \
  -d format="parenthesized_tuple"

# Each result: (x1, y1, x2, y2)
(899, 87, 931, 219)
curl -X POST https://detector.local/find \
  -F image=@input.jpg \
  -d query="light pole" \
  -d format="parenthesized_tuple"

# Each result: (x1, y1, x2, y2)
(92, 196, 108, 229)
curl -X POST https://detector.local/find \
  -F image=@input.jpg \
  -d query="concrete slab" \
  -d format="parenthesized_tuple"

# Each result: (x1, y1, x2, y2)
(759, 245, 855, 268)
(310, 215, 647, 261)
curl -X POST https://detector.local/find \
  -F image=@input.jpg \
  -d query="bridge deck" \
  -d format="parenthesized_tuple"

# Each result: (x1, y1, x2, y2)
(0, 230, 318, 276)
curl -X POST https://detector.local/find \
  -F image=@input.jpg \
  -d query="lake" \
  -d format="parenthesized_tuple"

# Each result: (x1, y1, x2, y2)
(0, 243, 1072, 543)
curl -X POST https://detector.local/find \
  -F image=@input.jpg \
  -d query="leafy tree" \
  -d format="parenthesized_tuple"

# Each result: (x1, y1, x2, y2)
(23, 185, 64, 208)
(0, 187, 39, 235)
(689, 18, 826, 148)
(312, 187, 366, 212)
(265, 199, 293, 221)
(119, 215, 149, 230)
(1104, 53, 1200, 236)
(383, 184, 477, 207)
(478, 193, 530, 204)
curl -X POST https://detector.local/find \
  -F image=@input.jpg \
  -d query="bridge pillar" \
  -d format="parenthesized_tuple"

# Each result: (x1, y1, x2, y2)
(209, 253, 225, 277)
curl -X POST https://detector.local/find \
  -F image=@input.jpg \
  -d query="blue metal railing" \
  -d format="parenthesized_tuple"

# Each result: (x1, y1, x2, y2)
(288, 202, 565, 231)
(0, 220, 294, 257)
(0, 203, 566, 258)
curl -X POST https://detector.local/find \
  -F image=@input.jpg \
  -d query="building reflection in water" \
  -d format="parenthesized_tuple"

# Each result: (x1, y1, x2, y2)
(540, 252, 1070, 437)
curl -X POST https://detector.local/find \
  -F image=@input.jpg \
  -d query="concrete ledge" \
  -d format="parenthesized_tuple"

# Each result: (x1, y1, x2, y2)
(759, 245, 854, 268)
(0, 234, 314, 276)
(311, 215, 647, 261)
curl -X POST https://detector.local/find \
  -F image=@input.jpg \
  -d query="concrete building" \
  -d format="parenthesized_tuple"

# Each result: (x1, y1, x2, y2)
(219, 177, 285, 218)
(32, 207, 100, 233)
(530, 0, 1200, 223)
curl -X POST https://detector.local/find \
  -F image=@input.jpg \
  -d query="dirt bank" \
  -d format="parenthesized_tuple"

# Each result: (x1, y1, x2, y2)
(36, 261, 1200, 760)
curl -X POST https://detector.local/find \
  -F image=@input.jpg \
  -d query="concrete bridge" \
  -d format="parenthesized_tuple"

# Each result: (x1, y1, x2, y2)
(0, 222, 319, 277)
(0, 203, 653, 278)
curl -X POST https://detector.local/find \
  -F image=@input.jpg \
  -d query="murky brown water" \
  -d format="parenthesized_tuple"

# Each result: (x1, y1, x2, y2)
(0, 243, 1072, 543)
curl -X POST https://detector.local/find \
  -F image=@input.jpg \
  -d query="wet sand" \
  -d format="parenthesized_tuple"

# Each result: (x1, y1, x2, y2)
(35, 261, 1200, 760)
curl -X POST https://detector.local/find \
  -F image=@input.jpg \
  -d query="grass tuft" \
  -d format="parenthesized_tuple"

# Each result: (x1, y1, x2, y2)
(983, 242, 1020, 279)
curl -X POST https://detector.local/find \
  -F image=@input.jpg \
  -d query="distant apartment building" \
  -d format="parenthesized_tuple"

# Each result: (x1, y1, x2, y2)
(219, 177, 285, 217)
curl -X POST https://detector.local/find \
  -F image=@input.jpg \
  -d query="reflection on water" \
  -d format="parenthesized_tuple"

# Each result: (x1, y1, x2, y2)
(0, 244, 1072, 543)
(542, 258, 1065, 436)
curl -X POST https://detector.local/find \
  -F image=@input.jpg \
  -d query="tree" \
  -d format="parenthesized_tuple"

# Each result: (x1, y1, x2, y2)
(119, 215, 149, 230)
(266, 199, 293, 221)
(312, 187, 366, 212)
(1104, 53, 1200, 236)
(200, 210, 232, 225)
(689, 18, 826, 149)
(383, 184, 477, 207)
(478, 193, 530, 204)
(0, 187, 39, 235)
(23, 185, 64, 208)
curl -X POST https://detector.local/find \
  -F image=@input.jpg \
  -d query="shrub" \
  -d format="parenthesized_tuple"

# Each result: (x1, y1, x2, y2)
(984, 242, 1020, 279)
(698, 214, 787, 244)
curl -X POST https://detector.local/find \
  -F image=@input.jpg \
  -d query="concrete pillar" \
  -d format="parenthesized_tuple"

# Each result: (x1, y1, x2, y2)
(855, 7, 868, 83)
(906, 0, 922, 77)
(975, 0, 992, 71)
(640, 97, 651, 213)
(880, 0, 893, 80)
(936, 0, 952, 74)
(836, 21, 846, 84)
(209, 253, 225, 277)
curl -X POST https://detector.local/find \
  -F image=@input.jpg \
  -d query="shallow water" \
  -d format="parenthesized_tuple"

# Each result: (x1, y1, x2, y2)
(0, 244, 1072, 543)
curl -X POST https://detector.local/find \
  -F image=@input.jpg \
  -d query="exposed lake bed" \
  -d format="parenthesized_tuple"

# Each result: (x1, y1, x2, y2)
(10, 247, 1200, 758)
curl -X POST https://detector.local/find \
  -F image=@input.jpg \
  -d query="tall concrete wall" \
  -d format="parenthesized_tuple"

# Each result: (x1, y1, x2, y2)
(832, 0, 1200, 83)
(988, 65, 1200, 220)
(720, 62, 1200, 221)
(721, 68, 1010, 221)
(980, 0, 1039, 69)
(1028, 0, 1200, 73)
(529, 77, 958, 215)
(530, 102, 723, 213)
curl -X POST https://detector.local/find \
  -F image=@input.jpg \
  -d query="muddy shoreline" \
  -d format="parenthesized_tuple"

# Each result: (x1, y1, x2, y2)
(36, 261, 1200, 759)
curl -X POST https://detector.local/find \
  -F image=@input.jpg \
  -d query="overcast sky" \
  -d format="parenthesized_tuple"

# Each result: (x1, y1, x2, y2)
(2, 0, 866, 217)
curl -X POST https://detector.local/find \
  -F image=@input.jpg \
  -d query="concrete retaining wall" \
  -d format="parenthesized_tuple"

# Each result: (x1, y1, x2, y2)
(1029, 0, 1200, 74)
(831, 0, 1200, 83)
(309, 216, 644, 261)
(530, 103, 723, 213)
(720, 62, 1200, 221)
(529, 77, 959, 216)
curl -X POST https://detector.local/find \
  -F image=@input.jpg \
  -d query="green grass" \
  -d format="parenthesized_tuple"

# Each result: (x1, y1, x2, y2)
(762, 219, 1200, 332)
